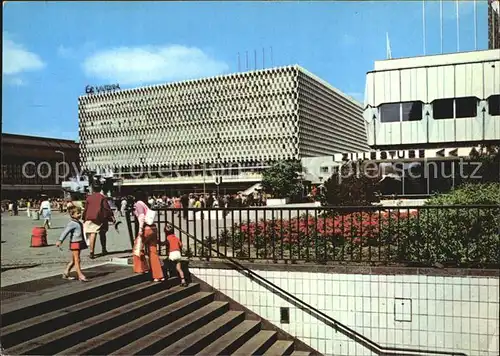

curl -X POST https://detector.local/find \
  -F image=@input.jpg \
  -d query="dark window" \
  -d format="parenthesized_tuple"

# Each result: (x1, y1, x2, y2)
(488, 95, 500, 116)
(433, 99, 454, 120)
(402, 101, 423, 121)
(379, 103, 400, 123)
(280, 307, 290, 324)
(455, 97, 477, 118)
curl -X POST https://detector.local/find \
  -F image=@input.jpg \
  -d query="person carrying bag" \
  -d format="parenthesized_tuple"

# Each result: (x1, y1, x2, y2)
(132, 190, 164, 282)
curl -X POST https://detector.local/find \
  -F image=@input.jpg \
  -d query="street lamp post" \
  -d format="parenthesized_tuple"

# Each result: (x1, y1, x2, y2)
(55, 150, 66, 198)
(203, 163, 206, 197)
(55, 150, 66, 179)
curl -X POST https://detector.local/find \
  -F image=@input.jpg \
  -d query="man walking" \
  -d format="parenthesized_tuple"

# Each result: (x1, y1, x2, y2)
(83, 182, 115, 259)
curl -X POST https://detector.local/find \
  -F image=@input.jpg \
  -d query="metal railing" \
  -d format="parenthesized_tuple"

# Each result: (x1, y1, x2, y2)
(132, 217, 468, 356)
(127, 205, 500, 269)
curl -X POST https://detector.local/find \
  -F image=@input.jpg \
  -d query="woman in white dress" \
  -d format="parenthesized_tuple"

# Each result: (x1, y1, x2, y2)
(39, 197, 52, 229)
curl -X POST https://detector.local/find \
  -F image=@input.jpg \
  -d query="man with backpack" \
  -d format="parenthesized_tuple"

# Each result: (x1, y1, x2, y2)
(83, 182, 115, 259)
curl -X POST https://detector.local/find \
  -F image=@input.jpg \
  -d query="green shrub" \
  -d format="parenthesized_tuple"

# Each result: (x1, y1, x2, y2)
(385, 183, 500, 267)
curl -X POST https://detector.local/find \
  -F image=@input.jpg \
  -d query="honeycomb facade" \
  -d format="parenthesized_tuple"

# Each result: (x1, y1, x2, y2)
(79, 65, 367, 174)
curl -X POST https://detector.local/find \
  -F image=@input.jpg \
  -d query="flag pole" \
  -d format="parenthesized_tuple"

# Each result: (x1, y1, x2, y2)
(422, 0, 426, 55)
(440, 0, 444, 53)
(386, 32, 392, 59)
(456, 0, 460, 52)
(474, 0, 477, 50)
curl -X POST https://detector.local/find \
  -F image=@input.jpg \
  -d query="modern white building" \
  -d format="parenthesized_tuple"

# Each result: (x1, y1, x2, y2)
(78, 65, 368, 192)
(363, 49, 500, 149)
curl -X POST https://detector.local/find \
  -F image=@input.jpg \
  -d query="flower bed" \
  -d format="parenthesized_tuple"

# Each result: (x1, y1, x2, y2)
(219, 210, 418, 263)
(218, 207, 499, 267)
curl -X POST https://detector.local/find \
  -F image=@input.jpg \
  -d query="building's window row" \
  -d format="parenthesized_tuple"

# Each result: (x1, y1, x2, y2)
(379, 101, 423, 123)
(379, 95, 500, 123)
(79, 91, 297, 115)
(80, 71, 297, 106)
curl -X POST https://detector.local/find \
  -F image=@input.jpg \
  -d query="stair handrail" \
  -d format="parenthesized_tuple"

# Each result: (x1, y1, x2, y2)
(171, 223, 467, 356)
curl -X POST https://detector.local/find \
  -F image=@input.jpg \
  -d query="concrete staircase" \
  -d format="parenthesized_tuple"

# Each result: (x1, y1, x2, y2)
(1, 265, 317, 355)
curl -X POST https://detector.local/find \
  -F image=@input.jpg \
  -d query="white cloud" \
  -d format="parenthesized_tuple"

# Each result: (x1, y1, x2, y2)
(2, 34, 45, 75)
(6, 77, 26, 86)
(58, 42, 97, 59)
(82, 45, 229, 85)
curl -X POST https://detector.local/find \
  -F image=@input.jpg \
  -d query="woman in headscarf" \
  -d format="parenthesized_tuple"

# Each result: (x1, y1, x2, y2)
(132, 189, 165, 282)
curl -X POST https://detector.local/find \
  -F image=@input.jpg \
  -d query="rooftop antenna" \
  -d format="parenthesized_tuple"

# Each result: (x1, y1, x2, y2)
(270, 46, 274, 67)
(237, 52, 241, 72)
(456, 0, 460, 52)
(245, 51, 249, 70)
(422, 0, 426, 55)
(386, 32, 392, 59)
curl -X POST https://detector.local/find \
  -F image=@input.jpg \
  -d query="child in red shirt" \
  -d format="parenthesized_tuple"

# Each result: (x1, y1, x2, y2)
(164, 225, 187, 287)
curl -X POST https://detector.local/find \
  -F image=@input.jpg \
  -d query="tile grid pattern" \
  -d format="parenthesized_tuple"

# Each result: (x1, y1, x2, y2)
(78, 66, 367, 173)
(190, 268, 499, 356)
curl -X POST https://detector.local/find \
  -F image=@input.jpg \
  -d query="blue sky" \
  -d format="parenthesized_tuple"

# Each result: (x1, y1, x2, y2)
(2, 1, 489, 140)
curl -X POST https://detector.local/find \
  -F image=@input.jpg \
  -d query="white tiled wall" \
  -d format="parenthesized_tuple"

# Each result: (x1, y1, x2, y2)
(190, 268, 499, 356)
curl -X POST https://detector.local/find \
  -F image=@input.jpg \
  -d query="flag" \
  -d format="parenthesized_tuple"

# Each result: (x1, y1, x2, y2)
(386, 32, 392, 59)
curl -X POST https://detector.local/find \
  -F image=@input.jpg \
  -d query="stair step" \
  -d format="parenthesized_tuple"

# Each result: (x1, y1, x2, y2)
(157, 311, 246, 355)
(1, 268, 145, 326)
(111, 301, 229, 355)
(233, 330, 278, 355)
(263, 340, 295, 355)
(289, 352, 311, 356)
(6, 283, 199, 355)
(57, 291, 215, 356)
(1, 280, 155, 348)
(195, 320, 261, 356)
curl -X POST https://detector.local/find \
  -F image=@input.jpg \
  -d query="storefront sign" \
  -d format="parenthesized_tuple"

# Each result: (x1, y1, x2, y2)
(85, 84, 121, 95)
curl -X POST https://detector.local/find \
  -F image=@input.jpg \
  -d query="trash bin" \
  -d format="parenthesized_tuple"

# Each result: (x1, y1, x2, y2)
(32, 211, 40, 220)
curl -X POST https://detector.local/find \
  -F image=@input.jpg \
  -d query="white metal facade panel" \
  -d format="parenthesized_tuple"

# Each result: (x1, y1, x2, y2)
(364, 108, 375, 146)
(428, 117, 456, 143)
(455, 117, 483, 142)
(485, 116, 500, 140)
(428, 65, 456, 103)
(376, 122, 401, 145)
(364, 73, 375, 108)
(455, 62, 484, 98)
(374, 49, 500, 71)
(400, 67, 427, 103)
(402, 121, 427, 144)
(365, 50, 500, 147)
(484, 61, 500, 99)
(373, 71, 387, 108)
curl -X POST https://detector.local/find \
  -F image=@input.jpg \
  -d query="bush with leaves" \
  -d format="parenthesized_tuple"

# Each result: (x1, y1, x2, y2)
(323, 161, 381, 206)
(469, 144, 500, 183)
(261, 160, 304, 200)
(384, 183, 500, 267)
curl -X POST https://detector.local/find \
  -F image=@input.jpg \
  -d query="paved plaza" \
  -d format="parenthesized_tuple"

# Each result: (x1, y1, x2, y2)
(0, 211, 132, 287)
(0, 204, 318, 287)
